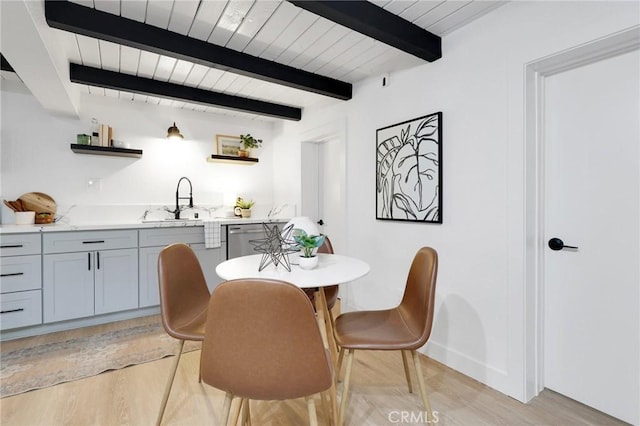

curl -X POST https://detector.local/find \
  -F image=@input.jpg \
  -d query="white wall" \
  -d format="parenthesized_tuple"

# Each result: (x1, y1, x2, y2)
(1, 90, 281, 222)
(2, 0, 637, 404)
(274, 0, 639, 401)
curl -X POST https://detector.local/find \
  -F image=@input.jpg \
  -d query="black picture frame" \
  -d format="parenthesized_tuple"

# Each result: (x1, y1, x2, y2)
(376, 112, 442, 223)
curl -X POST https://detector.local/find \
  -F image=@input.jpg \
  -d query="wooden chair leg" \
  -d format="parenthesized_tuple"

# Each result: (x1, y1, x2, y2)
(156, 339, 185, 426)
(328, 309, 340, 354)
(336, 347, 345, 383)
(231, 399, 243, 426)
(306, 395, 319, 426)
(401, 350, 414, 393)
(338, 349, 355, 426)
(320, 391, 329, 423)
(329, 377, 339, 426)
(411, 350, 433, 423)
(221, 393, 233, 426)
(242, 399, 251, 426)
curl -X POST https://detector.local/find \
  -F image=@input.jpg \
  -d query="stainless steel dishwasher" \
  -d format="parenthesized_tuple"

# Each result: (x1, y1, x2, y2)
(227, 222, 284, 259)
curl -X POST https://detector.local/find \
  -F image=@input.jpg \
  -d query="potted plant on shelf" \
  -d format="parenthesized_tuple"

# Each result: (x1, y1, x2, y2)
(239, 134, 262, 158)
(293, 230, 326, 270)
(237, 199, 255, 218)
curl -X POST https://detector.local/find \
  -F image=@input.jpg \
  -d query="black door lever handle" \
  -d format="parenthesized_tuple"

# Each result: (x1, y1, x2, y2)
(548, 237, 579, 251)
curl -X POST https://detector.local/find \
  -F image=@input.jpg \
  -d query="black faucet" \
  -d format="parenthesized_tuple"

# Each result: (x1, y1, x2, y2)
(170, 177, 193, 219)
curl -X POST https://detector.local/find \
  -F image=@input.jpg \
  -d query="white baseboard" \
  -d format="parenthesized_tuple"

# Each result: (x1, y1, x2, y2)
(423, 340, 513, 398)
(341, 299, 515, 399)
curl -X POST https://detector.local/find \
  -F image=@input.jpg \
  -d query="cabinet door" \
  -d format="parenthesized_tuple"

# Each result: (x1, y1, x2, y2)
(138, 244, 223, 307)
(43, 252, 94, 322)
(139, 246, 162, 308)
(95, 248, 139, 315)
(191, 243, 224, 293)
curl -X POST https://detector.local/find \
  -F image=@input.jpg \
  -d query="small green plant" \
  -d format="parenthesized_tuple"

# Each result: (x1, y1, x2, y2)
(293, 229, 325, 258)
(237, 199, 255, 209)
(240, 134, 262, 149)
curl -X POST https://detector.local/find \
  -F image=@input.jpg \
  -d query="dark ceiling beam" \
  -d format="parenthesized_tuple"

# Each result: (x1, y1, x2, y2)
(45, 0, 351, 100)
(288, 1, 441, 62)
(70, 64, 302, 121)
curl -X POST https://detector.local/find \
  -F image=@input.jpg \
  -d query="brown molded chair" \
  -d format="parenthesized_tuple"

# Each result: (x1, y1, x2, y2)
(156, 243, 210, 426)
(333, 247, 438, 425)
(200, 278, 338, 426)
(305, 236, 339, 313)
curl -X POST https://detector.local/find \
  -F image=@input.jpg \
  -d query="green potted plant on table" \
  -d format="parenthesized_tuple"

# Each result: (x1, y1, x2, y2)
(237, 199, 255, 218)
(239, 134, 262, 158)
(293, 230, 326, 270)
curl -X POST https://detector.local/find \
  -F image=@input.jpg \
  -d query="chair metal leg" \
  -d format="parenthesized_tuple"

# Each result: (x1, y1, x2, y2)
(221, 392, 233, 426)
(411, 350, 433, 423)
(306, 395, 319, 426)
(401, 350, 414, 393)
(338, 349, 355, 426)
(156, 339, 185, 426)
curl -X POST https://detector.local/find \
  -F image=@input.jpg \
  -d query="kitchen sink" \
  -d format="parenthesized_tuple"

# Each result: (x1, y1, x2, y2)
(141, 218, 203, 223)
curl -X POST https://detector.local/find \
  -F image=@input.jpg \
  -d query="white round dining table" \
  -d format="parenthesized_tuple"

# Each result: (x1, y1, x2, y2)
(215, 253, 370, 288)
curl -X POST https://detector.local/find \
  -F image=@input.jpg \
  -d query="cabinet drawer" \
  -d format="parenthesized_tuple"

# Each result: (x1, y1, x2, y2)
(139, 226, 207, 247)
(0, 233, 41, 257)
(43, 230, 138, 254)
(0, 290, 42, 330)
(0, 255, 41, 293)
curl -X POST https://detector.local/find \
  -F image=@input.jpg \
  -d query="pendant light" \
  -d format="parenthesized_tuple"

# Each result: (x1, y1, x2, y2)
(166, 122, 184, 140)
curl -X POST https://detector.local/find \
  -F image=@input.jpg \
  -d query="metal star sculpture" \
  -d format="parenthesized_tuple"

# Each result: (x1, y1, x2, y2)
(249, 223, 299, 272)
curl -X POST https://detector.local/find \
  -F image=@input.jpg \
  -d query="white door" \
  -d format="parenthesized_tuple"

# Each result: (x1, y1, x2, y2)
(543, 49, 639, 424)
(301, 140, 346, 251)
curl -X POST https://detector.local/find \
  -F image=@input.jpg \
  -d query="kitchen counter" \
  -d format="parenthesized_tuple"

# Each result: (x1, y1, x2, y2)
(0, 215, 291, 340)
(0, 217, 288, 234)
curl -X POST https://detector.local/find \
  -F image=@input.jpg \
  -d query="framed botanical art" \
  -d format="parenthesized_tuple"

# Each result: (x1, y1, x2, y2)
(376, 112, 442, 223)
(216, 134, 242, 157)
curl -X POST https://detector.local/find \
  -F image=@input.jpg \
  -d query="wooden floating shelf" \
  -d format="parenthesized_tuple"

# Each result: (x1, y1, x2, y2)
(70, 144, 143, 158)
(207, 154, 259, 165)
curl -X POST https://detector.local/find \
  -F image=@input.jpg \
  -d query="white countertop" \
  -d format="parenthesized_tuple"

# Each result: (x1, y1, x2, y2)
(0, 217, 287, 234)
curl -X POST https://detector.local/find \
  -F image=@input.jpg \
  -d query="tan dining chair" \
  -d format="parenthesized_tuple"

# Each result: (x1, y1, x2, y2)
(156, 243, 210, 426)
(200, 278, 338, 426)
(304, 236, 339, 315)
(333, 247, 438, 425)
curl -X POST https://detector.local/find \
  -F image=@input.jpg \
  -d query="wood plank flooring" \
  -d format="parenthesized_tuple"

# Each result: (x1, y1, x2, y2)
(0, 345, 625, 425)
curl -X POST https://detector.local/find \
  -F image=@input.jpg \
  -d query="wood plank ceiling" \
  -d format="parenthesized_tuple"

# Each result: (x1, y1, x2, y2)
(33, 0, 505, 122)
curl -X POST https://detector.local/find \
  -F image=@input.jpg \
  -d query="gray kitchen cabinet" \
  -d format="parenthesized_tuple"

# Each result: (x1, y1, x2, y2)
(0, 233, 42, 330)
(43, 230, 138, 323)
(138, 226, 225, 307)
(94, 248, 138, 314)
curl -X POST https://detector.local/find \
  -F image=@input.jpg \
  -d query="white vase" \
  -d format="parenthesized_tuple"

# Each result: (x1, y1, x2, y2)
(298, 256, 318, 270)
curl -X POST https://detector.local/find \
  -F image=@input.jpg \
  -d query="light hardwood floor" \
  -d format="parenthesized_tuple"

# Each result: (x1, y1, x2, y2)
(0, 344, 625, 425)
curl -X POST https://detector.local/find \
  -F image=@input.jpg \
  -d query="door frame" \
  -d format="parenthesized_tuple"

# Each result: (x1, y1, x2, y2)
(522, 26, 640, 401)
(299, 119, 348, 248)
